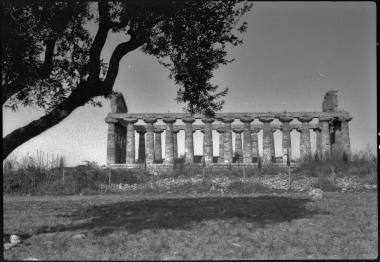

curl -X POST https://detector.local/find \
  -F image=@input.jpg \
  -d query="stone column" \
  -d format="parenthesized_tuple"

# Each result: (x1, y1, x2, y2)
(183, 118, 195, 163)
(106, 121, 117, 164)
(298, 116, 313, 159)
(340, 116, 353, 157)
(220, 117, 234, 164)
(251, 128, 260, 161)
(154, 128, 164, 161)
(137, 130, 146, 163)
(216, 128, 224, 163)
(202, 118, 214, 164)
(144, 118, 157, 164)
(125, 118, 138, 164)
(240, 117, 253, 163)
(259, 117, 274, 164)
(233, 129, 243, 162)
(163, 117, 176, 164)
(279, 117, 293, 164)
(314, 127, 322, 157)
(173, 128, 179, 160)
(271, 128, 276, 162)
(319, 116, 332, 158)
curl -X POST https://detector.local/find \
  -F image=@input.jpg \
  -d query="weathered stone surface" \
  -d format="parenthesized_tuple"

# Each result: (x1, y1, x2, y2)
(202, 118, 214, 164)
(137, 130, 146, 163)
(183, 118, 195, 163)
(216, 128, 224, 163)
(234, 129, 243, 161)
(110, 92, 128, 113)
(173, 129, 179, 160)
(241, 118, 253, 163)
(319, 116, 332, 157)
(125, 118, 138, 164)
(271, 129, 276, 162)
(340, 116, 352, 157)
(259, 117, 274, 164)
(322, 90, 338, 112)
(251, 128, 260, 160)
(298, 116, 312, 159)
(154, 128, 164, 161)
(163, 118, 176, 164)
(279, 117, 292, 163)
(314, 127, 322, 157)
(220, 118, 234, 164)
(144, 118, 157, 164)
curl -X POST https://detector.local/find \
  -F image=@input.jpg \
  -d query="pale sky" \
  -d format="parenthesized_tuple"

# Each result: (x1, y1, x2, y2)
(3, 2, 377, 166)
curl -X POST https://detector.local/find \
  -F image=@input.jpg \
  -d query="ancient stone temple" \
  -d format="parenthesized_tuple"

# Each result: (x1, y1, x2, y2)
(105, 90, 352, 171)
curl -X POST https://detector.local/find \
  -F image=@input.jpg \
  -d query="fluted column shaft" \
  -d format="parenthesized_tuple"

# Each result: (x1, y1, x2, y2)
(144, 118, 156, 164)
(260, 117, 274, 164)
(279, 117, 292, 164)
(241, 118, 253, 163)
(154, 129, 164, 161)
(271, 129, 276, 162)
(251, 128, 260, 160)
(217, 128, 224, 163)
(340, 116, 352, 157)
(234, 130, 243, 161)
(137, 130, 146, 163)
(221, 118, 234, 164)
(202, 118, 214, 164)
(183, 118, 195, 163)
(314, 128, 322, 157)
(298, 117, 313, 159)
(320, 117, 332, 158)
(173, 129, 179, 160)
(125, 118, 138, 164)
(163, 118, 176, 164)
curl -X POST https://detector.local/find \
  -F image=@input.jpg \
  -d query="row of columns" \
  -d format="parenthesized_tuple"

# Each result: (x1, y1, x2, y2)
(115, 115, 352, 165)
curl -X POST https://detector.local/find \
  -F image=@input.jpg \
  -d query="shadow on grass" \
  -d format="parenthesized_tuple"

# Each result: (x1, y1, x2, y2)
(36, 196, 327, 236)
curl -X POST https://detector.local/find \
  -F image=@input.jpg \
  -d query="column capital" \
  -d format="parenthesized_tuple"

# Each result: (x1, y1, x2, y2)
(124, 118, 138, 124)
(153, 127, 164, 133)
(216, 127, 225, 133)
(136, 129, 146, 134)
(259, 117, 274, 123)
(233, 128, 244, 133)
(338, 116, 353, 122)
(173, 128, 180, 134)
(278, 116, 293, 123)
(162, 117, 176, 124)
(298, 116, 313, 123)
(218, 117, 234, 123)
(143, 118, 157, 124)
(319, 116, 333, 122)
(201, 118, 214, 124)
(240, 116, 254, 123)
(183, 117, 195, 123)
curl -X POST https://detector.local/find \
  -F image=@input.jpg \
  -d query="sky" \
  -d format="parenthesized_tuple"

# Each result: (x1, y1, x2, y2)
(3, 2, 377, 166)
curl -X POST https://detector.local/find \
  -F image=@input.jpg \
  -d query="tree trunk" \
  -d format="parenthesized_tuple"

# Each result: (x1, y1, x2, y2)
(2, 83, 98, 160)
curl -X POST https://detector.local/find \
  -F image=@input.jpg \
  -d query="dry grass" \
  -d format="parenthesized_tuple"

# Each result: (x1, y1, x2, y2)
(3, 192, 377, 260)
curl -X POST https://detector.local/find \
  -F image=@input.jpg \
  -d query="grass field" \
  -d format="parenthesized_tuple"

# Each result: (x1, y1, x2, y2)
(3, 192, 378, 260)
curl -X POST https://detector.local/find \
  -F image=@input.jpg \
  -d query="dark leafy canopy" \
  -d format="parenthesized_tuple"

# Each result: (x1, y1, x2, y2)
(2, 0, 251, 116)
(2, 0, 252, 160)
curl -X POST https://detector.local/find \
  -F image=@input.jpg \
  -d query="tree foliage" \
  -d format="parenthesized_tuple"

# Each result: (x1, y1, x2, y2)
(2, 0, 252, 159)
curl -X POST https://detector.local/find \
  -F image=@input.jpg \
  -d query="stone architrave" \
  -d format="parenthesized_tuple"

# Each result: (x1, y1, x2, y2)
(202, 118, 214, 164)
(319, 116, 332, 158)
(279, 116, 293, 164)
(154, 128, 164, 161)
(251, 128, 260, 161)
(259, 117, 274, 164)
(220, 117, 234, 164)
(163, 117, 176, 164)
(298, 116, 313, 159)
(233, 129, 244, 162)
(240, 117, 253, 163)
(339, 116, 353, 157)
(143, 118, 157, 164)
(125, 118, 138, 164)
(216, 128, 225, 163)
(137, 130, 146, 163)
(173, 128, 179, 160)
(183, 118, 195, 163)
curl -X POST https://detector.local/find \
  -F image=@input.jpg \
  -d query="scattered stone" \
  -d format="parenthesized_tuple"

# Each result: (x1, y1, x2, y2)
(308, 188, 323, 200)
(10, 234, 21, 245)
(72, 233, 86, 239)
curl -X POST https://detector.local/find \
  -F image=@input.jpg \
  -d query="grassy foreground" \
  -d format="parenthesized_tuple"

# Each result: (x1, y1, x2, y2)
(3, 192, 378, 260)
